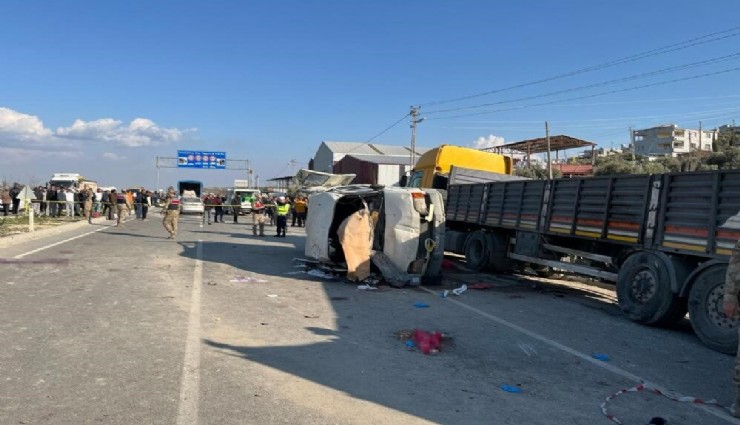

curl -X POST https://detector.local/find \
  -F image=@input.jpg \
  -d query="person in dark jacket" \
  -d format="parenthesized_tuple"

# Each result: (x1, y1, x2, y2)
(10, 183, 21, 215)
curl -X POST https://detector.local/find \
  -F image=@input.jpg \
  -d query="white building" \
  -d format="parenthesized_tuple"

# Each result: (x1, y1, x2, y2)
(633, 125, 716, 157)
(312, 141, 430, 173)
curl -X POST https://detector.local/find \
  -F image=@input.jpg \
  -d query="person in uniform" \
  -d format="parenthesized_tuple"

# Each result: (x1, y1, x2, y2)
(112, 189, 129, 227)
(274, 196, 290, 237)
(251, 195, 266, 236)
(723, 240, 740, 417)
(81, 185, 95, 224)
(161, 187, 181, 239)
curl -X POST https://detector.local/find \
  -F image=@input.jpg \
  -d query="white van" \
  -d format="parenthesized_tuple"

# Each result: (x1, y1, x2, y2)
(305, 185, 446, 285)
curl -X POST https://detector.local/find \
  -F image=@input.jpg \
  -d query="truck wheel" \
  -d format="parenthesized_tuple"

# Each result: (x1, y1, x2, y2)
(688, 265, 738, 354)
(464, 231, 489, 271)
(486, 232, 511, 273)
(616, 252, 684, 326)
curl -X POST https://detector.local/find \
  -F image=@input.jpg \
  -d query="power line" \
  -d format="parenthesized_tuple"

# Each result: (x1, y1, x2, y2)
(420, 25, 740, 107)
(340, 111, 411, 157)
(428, 66, 740, 121)
(424, 52, 740, 115)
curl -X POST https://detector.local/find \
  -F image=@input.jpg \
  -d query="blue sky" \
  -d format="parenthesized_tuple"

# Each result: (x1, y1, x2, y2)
(1, 0, 738, 189)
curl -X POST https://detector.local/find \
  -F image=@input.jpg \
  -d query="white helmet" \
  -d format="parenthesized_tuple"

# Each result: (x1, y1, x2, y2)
(278, 196, 286, 202)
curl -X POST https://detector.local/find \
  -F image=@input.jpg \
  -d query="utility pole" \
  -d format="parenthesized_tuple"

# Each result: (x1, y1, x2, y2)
(545, 121, 552, 179)
(629, 127, 635, 163)
(288, 159, 298, 175)
(409, 106, 424, 168)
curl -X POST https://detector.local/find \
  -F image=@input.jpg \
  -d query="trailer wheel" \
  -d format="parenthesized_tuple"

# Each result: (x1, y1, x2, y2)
(464, 231, 489, 271)
(486, 233, 511, 273)
(616, 252, 684, 326)
(688, 265, 738, 354)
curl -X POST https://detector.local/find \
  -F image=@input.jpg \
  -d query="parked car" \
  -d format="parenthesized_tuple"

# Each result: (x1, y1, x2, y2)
(180, 196, 204, 215)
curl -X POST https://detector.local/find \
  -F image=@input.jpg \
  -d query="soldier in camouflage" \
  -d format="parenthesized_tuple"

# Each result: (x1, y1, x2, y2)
(723, 239, 740, 417)
(161, 187, 181, 239)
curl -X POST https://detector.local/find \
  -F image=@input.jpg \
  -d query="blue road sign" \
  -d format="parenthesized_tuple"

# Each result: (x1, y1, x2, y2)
(177, 150, 226, 169)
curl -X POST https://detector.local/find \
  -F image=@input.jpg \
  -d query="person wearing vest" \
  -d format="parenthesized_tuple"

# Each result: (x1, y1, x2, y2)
(293, 195, 308, 228)
(252, 195, 266, 236)
(114, 189, 130, 227)
(274, 196, 290, 237)
(161, 188, 181, 239)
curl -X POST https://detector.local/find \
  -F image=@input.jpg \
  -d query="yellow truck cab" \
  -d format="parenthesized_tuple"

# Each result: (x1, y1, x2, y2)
(406, 144, 513, 189)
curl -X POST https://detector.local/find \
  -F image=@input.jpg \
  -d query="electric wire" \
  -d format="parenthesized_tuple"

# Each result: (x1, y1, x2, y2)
(424, 52, 740, 115)
(428, 66, 740, 121)
(420, 25, 740, 107)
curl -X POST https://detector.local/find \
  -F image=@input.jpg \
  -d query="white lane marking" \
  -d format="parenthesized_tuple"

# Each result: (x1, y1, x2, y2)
(14, 227, 108, 259)
(177, 240, 203, 425)
(421, 287, 737, 423)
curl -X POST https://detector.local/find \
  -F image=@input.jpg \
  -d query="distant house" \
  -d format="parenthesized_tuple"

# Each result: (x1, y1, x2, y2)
(633, 125, 716, 157)
(312, 141, 429, 173)
(333, 155, 414, 187)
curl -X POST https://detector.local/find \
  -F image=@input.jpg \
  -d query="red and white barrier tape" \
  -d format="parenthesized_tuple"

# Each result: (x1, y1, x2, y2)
(601, 382, 725, 424)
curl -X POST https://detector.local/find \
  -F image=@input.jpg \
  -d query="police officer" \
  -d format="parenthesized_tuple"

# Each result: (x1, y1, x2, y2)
(723, 240, 740, 417)
(274, 196, 290, 237)
(252, 195, 266, 236)
(161, 187, 181, 239)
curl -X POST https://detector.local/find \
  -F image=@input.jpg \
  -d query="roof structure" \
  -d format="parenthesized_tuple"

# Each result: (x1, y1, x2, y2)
(487, 135, 596, 154)
(345, 154, 415, 165)
(323, 141, 430, 156)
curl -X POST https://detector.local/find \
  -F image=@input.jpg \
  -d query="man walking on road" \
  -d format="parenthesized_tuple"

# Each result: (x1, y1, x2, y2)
(723, 239, 740, 417)
(112, 189, 130, 226)
(82, 186, 94, 224)
(161, 187, 181, 239)
(251, 195, 266, 236)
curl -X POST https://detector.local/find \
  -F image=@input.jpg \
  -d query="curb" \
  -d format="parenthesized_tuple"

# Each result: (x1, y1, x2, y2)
(0, 214, 122, 249)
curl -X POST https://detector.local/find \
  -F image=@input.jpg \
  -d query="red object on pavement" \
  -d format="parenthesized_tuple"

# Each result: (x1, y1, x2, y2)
(441, 259, 457, 269)
(469, 283, 493, 290)
(413, 329, 442, 355)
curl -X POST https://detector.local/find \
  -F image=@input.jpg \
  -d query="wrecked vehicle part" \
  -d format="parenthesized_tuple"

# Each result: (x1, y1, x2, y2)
(305, 186, 445, 284)
(337, 207, 374, 282)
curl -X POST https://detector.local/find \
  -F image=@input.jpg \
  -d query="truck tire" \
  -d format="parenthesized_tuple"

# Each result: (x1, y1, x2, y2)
(616, 251, 685, 326)
(688, 265, 738, 354)
(486, 232, 511, 273)
(464, 231, 489, 271)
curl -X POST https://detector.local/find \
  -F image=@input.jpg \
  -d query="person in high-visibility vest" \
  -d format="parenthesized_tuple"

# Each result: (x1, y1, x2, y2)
(274, 196, 290, 237)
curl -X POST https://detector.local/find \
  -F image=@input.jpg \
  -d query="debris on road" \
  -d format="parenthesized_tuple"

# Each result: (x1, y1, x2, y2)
(441, 284, 468, 298)
(600, 382, 723, 425)
(266, 294, 278, 298)
(230, 276, 268, 283)
(500, 385, 522, 394)
(469, 283, 493, 290)
(306, 269, 338, 280)
(303, 314, 320, 319)
(396, 329, 446, 355)
(591, 353, 610, 362)
(413, 302, 430, 308)
(357, 285, 378, 291)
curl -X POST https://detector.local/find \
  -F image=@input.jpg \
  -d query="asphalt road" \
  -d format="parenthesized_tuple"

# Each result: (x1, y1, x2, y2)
(1, 211, 739, 425)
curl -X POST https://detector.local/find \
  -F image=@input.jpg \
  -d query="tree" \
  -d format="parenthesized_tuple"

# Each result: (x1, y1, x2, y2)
(515, 162, 562, 179)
